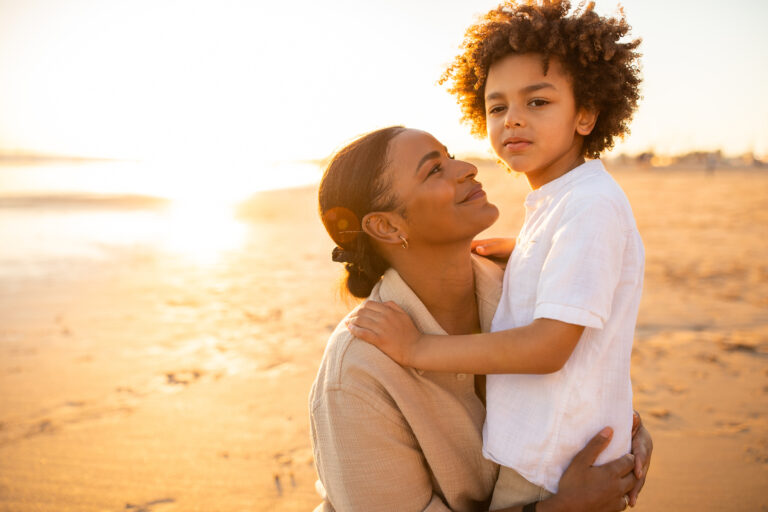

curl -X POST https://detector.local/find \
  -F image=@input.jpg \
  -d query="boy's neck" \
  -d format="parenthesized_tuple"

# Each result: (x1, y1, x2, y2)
(524, 145, 587, 190)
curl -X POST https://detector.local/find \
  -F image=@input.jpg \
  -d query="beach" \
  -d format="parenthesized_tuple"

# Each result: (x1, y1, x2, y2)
(1, 162, 767, 511)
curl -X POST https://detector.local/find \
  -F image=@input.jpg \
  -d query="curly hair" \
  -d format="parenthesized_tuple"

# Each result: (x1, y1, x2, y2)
(440, 0, 642, 158)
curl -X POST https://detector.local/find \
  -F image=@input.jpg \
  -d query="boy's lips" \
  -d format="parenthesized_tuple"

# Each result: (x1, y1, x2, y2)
(503, 136, 532, 152)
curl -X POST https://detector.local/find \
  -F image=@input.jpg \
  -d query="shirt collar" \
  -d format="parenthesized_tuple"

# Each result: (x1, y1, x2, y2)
(376, 255, 503, 335)
(525, 158, 605, 207)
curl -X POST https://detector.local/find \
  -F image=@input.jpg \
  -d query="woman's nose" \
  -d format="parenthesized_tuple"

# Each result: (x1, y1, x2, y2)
(456, 160, 478, 182)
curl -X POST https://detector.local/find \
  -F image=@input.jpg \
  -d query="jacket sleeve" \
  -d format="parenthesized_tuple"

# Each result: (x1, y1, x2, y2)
(310, 387, 452, 512)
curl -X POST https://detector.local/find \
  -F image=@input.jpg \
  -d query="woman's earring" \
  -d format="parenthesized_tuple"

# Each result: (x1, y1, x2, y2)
(399, 235, 409, 249)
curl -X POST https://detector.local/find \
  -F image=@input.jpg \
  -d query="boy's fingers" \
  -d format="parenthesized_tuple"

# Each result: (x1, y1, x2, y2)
(347, 312, 381, 327)
(346, 323, 378, 343)
(360, 301, 391, 313)
(384, 301, 407, 314)
(347, 315, 380, 330)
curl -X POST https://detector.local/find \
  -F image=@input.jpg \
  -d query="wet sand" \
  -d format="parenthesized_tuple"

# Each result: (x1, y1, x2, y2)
(0, 163, 766, 511)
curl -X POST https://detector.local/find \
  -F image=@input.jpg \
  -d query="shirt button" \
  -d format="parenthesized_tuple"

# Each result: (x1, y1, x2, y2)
(456, 373, 467, 381)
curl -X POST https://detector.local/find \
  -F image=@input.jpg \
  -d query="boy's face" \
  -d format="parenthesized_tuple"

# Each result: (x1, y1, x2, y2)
(484, 53, 597, 189)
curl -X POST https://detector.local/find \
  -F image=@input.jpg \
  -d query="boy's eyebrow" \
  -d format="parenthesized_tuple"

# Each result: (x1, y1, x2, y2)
(485, 82, 556, 101)
(521, 82, 556, 94)
(416, 149, 445, 174)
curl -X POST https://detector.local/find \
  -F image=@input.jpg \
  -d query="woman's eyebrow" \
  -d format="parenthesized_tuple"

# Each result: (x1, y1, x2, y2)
(415, 150, 442, 174)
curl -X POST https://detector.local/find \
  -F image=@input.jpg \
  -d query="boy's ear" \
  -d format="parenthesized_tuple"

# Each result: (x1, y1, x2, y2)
(575, 107, 599, 136)
(362, 212, 405, 246)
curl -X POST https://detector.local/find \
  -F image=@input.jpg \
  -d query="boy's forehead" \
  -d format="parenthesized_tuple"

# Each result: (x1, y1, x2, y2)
(485, 53, 572, 94)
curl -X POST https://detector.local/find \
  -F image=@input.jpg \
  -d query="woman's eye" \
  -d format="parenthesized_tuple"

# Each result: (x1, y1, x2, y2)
(427, 164, 442, 177)
(529, 98, 549, 107)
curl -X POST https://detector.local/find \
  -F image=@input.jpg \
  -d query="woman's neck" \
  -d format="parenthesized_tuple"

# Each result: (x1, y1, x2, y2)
(391, 244, 479, 336)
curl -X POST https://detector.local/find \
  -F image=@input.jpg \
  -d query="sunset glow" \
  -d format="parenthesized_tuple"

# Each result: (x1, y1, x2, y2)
(0, 0, 766, 267)
(2, 0, 765, 166)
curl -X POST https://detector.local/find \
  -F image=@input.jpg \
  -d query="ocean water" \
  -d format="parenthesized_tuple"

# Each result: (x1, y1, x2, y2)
(0, 160, 322, 280)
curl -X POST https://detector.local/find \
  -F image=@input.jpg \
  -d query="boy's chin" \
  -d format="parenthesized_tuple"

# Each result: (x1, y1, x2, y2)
(494, 153, 532, 175)
(500, 162, 530, 175)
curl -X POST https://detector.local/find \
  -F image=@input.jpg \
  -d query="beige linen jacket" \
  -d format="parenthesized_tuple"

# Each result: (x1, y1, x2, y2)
(309, 255, 504, 512)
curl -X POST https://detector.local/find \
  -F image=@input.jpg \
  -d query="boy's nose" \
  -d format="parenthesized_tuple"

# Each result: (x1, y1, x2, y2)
(504, 108, 525, 128)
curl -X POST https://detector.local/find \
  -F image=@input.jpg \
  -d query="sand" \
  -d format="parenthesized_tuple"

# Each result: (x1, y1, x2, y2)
(0, 163, 767, 511)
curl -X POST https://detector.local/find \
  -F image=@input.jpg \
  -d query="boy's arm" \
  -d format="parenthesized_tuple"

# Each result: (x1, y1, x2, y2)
(347, 301, 583, 374)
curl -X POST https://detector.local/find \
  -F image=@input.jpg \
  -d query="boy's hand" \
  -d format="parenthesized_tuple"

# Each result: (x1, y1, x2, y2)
(471, 237, 516, 259)
(346, 301, 422, 367)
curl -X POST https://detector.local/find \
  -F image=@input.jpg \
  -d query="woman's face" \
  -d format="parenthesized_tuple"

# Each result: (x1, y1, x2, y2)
(383, 129, 499, 247)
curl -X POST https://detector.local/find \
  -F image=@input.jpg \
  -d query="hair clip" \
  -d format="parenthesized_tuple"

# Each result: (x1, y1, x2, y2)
(331, 246, 355, 263)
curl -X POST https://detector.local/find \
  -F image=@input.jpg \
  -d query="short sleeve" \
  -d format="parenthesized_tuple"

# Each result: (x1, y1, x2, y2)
(310, 388, 451, 512)
(534, 197, 627, 329)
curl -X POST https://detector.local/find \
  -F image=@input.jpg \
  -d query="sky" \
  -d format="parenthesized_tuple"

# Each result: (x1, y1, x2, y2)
(0, 0, 766, 165)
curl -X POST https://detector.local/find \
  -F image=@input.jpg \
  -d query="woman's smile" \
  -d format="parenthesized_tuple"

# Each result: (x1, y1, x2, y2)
(459, 183, 487, 204)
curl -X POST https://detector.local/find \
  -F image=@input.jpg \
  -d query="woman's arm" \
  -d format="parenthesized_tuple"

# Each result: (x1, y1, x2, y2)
(628, 411, 652, 506)
(311, 388, 452, 511)
(492, 416, 653, 512)
(495, 427, 638, 512)
(347, 301, 583, 374)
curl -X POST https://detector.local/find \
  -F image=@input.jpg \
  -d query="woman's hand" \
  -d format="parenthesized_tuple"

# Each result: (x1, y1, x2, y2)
(471, 237, 516, 259)
(346, 301, 422, 367)
(628, 411, 652, 507)
(541, 428, 637, 512)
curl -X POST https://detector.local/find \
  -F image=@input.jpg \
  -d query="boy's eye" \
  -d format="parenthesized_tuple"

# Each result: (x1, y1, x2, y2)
(528, 98, 549, 107)
(488, 105, 506, 115)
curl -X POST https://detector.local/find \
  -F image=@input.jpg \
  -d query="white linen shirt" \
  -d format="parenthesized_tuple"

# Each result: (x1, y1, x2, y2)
(484, 159, 644, 493)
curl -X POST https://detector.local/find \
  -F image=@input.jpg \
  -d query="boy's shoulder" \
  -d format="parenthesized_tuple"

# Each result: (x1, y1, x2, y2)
(565, 163, 631, 206)
(555, 163, 637, 229)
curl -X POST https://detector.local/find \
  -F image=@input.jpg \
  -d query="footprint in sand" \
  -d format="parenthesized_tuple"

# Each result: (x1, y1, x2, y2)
(25, 419, 56, 437)
(649, 408, 671, 419)
(164, 370, 202, 386)
(123, 497, 175, 511)
(1, 398, 134, 446)
(243, 307, 283, 323)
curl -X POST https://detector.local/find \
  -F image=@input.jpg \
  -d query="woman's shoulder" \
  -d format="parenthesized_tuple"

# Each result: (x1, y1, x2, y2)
(310, 303, 407, 411)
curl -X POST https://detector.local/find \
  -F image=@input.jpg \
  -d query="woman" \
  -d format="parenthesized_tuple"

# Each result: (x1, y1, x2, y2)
(309, 126, 651, 512)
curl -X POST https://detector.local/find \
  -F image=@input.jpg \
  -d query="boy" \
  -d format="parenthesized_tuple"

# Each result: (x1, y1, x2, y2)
(349, 1, 644, 508)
